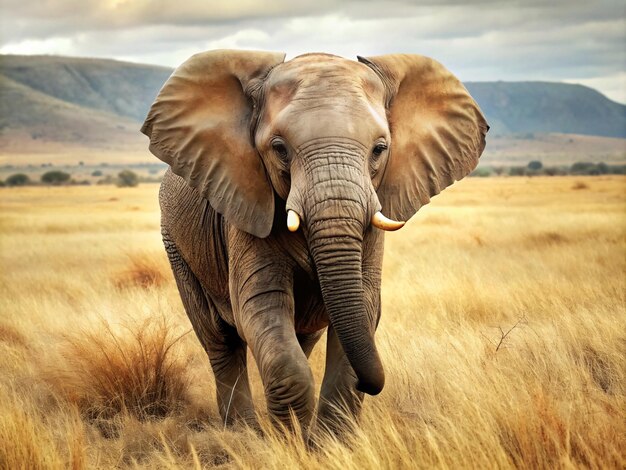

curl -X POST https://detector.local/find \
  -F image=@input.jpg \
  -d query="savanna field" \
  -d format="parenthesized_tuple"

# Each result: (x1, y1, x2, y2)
(0, 176, 624, 469)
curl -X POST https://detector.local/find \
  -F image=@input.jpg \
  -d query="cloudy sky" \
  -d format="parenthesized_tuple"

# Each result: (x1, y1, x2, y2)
(2, 0, 625, 103)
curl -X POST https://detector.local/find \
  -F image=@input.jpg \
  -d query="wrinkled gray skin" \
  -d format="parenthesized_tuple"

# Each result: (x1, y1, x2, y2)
(161, 168, 381, 432)
(160, 58, 386, 433)
(149, 52, 486, 434)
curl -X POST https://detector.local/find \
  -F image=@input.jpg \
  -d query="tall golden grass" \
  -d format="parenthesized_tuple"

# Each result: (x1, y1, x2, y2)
(1, 176, 624, 469)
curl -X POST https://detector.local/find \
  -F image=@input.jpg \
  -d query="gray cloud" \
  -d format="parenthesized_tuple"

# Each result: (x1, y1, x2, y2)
(2, 0, 625, 102)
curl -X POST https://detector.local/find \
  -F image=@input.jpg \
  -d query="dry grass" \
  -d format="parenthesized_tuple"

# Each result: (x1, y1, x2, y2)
(113, 253, 169, 289)
(571, 180, 590, 190)
(1, 176, 625, 469)
(50, 318, 192, 423)
(0, 387, 86, 470)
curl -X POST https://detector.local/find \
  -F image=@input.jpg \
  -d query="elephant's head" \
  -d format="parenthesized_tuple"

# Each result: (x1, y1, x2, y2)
(142, 49, 488, 395)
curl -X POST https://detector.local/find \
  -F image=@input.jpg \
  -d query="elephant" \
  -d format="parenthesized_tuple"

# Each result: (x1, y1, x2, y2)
(141, 49, 488, 433)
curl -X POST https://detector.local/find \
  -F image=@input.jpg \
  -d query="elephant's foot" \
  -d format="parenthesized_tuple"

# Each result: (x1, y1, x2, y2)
(313, 325, 365, 439)
(263, 351, 316, 431)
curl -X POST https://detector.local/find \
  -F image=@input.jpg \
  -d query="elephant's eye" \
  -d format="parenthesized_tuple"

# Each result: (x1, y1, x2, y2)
(372, 142, 388, 158)
(272, 140, 288, 160)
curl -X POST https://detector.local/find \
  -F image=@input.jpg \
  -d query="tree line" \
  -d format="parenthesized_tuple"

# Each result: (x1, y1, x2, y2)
(2, 161, 624, 187)
(1, 170, 140, 187)
(470, 161, 626, 177)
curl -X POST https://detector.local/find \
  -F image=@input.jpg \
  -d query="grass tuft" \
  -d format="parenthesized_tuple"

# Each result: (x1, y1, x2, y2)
(113, 252, 169, 289)
(48, 318, 192, 424)
(571, 180, 590, 190)
(0, 323, 28, 348)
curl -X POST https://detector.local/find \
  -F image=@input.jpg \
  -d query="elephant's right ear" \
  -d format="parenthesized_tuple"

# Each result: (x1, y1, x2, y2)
(141, 49, 285, 238)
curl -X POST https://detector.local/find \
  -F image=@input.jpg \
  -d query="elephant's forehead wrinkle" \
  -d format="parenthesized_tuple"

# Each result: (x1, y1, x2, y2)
(263, 56, 388, 146)
(269, 56, 384, 102)
(291, 87, 367, 109)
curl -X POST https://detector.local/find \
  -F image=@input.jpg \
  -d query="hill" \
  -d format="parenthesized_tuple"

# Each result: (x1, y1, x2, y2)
(0, 74, 139, 147)
(465, 81, 626, 138)
(0, 54, 624, 165)
(0, 55, 171, 122)
(0, 55, 172, 161)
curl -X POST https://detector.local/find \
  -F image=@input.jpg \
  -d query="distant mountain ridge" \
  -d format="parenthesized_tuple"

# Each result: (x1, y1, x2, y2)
(1, 54, 624, 164)
(465, 81, 626, 138)
(1, 55, 172, 122)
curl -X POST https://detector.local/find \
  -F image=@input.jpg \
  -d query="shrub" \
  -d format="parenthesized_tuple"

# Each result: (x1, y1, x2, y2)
(91, 170, 103, 177)
(117, 170, 139, 187)
(543, 166, 566, 176)
(6, 173, 30, 186)
(97, 175, 115, 185)
(527, 160, 543, 171)
(471, 167, 492, 177)
(596, 162, 609, 174)
(52, 318, 191, 421)
(114, 252, 168, 289)
(609, 165, 626, 175)
(509, 166, 526, 176)
(571, 162, 600, 175)
(41, 170, 71, 185)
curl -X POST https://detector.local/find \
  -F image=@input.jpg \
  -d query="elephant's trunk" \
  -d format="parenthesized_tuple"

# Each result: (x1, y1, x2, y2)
(308, 226, 384, 395)
(294, 140, 384, 395)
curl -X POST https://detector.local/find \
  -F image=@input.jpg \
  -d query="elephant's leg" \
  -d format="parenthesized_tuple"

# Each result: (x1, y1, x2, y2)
(205, 317, 256, 426)
(316, 325, 364, 435)
(231, 246, 315, 429)
(163, 235, 255, 425)
(297, 331, 324, 358)
(241, 294, 316, 428)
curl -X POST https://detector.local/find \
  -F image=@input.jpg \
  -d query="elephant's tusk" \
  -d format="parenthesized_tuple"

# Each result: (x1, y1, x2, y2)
(371, 211, 405, 231)
(287, 210, 300, 232)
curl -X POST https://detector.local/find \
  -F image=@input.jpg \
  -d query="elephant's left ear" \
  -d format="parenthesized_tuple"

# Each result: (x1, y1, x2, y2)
(358, 54, 488, 222)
